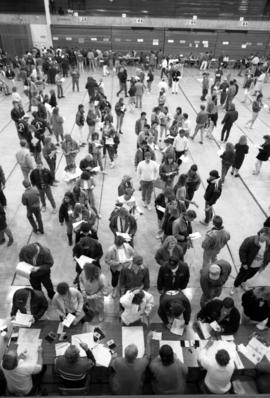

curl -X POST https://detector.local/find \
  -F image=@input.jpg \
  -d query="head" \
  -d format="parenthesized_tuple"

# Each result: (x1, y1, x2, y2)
(144, 151, 151, 163)
(209, 264, 221, 280)
(140, 112, 146, 120)
(2, 351, 18, 370)
(56, 282, 70, 296)
(176, 107, 182, 115)
(36, 161, 43, 170)
(183, 113, 188, 120)
(171, 303, 184, 319)
(13, 288, 30, 308)
(225, 142, 234, 153)
(185, 209, 197, 222)
(64, 345, 80, 364)
(209, 169, 220, 181)
(163, 235, 178, 250)
(132, 254, 143, 269)
(220, 297, 235, 318)
(83, 262, 100, 282)
(78, 104, 84, 112)
(168, 256, 179, 270)
(254, 286, 270, 303)
(132, 290, 145, 305)
(239, 135, 247, 145)
(213, 215, 223, 228)
(159, 345, 174, 366)
(124, 344, 138, 363)
(257, 227, 270, 243)
(118, 207, 129, 220)
(215, 349, 230, 367)
(263, 135, 270, 144)
(20, 139, 28, 148)
(189, 164, 198, 176)
(63, 191, 74, 203)
(114, 235, 125, 248)
(164, 188, 175, 201)
(22, 180, 31, 189)
(177, 173, 188, 187)
(64, 134, 72, 142)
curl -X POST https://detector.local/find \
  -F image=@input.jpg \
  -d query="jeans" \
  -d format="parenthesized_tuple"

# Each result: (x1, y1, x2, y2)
(135, 95, 142, 109)
(234, 266, 259, 287)
(38, 186, 56, 209)
(0, 189, 7, 207)
(116, 114, 124, 132)
(204, 202, 213, 224)
(140, 180, 154, 204)
(106, 145, 115, 162)
(110, 269, 120, 288)
(221, 123, 232, 141)
(72, 79, 79, 92)
(27, 207, 44, 233)
(221, 162, 231, 182)
(30, 271, 55, 299)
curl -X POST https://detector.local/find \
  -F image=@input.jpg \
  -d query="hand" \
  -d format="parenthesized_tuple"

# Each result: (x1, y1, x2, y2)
(242, 264, 248, 270)
(146, 331, 153, 340)
(80, 342, 89, 351)
(37, 346, 43, 353)
(19, 350, 27, 360)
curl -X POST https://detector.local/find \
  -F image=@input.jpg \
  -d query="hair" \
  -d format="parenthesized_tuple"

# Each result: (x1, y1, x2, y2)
(176, 107, 182, 114)
(213, 215, 223, 228)
(141, 112, 146, 117)
(179, 128, 185, 135)
(124, 344, 138, 362)
(162, 235, 177, 249)
(254, 286, 270, 303)
(215, 349, 230, 367)
(52, 106, 59, 115)
(186, 209, 197, 220)
(2, 351, 18, 370)
(238, 135, 247, 145)
(56, 282, 69, 296)
(132, 291, 145, 305)
(258, 227, 270, 237)
(64, 345, 80, 364)
(144, 151, 151, 157)
(225, 142, 235, 153)
(20, 139, 27, 148)
(222, 297, 234, 309)
(171, 303, 184, 318)
(153, 106, 160, 113)
(114, 235, 125, 247)
(133, 254, 143, 265)
(22, 180, 31, 188)
(83, 262, 100, 282)
(229, 103, 236, 111)
(200, 104, 205, 111)
(190, 164, 198, 172)
(159, 345, 174, 366)
(176, 173, 188, 187)
(183, 113, 188, 119)
(163, 188, 175, 200)
(263, 135, 270, 144)
(78, 104, 84, 110)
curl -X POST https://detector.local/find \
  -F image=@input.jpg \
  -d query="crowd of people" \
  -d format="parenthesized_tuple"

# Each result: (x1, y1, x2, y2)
(0, 46, 270, 396)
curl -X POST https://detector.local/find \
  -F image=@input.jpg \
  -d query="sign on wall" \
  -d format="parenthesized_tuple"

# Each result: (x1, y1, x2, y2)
(30, 24, 52, 49)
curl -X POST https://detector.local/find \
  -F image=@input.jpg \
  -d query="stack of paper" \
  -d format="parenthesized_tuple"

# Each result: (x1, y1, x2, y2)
(74, 255, 94, 270)
(170, 318, 185, 336)
(62, 313, 75, 328)
(160, 340, 183, 362)
(72, 220, 84, 231)
(92, 345, 112, 367)
(189, 232, 201, 240)
(238, 337, 266, 365)
(152, 332, 162, 341)
(197, 321, 211, 339)
(156, 205, 165, 213)
(12, 313, 33, 327)
(71, 332, 95, 357)
(16, 262, 34, 278)
(122, 326, 145, 358)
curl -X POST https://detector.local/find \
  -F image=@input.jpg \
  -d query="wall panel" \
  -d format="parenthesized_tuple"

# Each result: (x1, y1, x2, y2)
(0, 24, 32, 56)
(164, 30, 217, 56)
(111, 28, 164, 52)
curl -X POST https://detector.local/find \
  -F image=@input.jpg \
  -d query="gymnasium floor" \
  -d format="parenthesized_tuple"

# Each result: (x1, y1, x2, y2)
(0, 64, 269, 325)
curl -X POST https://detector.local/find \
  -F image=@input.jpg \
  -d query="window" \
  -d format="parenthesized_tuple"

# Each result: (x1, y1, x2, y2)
(168, 39, 174, 43)
(137, 39, 144, 42)
(153, 39, 159, 45)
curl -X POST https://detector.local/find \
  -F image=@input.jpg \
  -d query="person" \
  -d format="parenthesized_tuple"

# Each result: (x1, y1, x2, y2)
(102, 118, 117, 168)
(105, 235, 134, 298)
(79, 263, 107, 322)
(135, 112, 147, 136)
(116, 66, 128, 97)
(201, 72, 209, 101)
(55, 72, 64, 99)
(158, 290, 191, 328)
(200, 261, 231, 306)
(120, 288, 154, 325)
(73, 236, 103, 270)
(159, 155, 178, 189)
(231, 227, 270, 294)
(134, 141, 156, 169)
(150, 344, 188, 394)
(191, 104, 208, 144)
(85, 76, 98, 102)
(42, 136, 58, 182)
(0, 165, 6, 207)
(231, 135, 249, 177)
(86, 101, 99, 142)
(0, 204, 14, 246)
(173, 129, 189, 166)
(197, 297, 240, 335)
(30, 161, 56, 213)
(51, 106, 64, 146)
(220, 142, 235, 183)
(61, 134, 79, 171)
(135, 78, 144, 109)
(157, 256, 190, 293)
(110, 332, 152, 395)
(200, 170, 222, 226)
(75, 104, 85, 146)
(109, 207, 137, 244)
(252, 135, 270, 175)
(16, 139, 35, 183)
(246, 93, 263, 129)
(220, 103, 238, 142)
(154, 188, 175, 239)
(52, 282, 84, 324)
(10, 288, 48, 321)
(198, 342, 235, 394)
(202, 215, 230, 267)
(186, 164, 201, 202)
(225, 80, 236, 111)
(256, 356, 270, 393)
(155, 235, 184, 266)
(2, 347, 43, 396)
(55, 343, 96, 388)
(19, 242, 55, 299)
(172, 210, 197, 255)
(71, 66, 80, 92)
(21, 180, 44, 234)
(137, 151, 159, 210)
(117, 175, 134, 197)
(241, 287, 270, 326)
(171, 65, 181, 94)
(119, 254, 150, 295)
(115, 97, 126, 134)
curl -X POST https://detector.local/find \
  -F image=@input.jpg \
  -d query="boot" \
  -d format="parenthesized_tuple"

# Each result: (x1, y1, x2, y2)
(67, 234, 73, 246)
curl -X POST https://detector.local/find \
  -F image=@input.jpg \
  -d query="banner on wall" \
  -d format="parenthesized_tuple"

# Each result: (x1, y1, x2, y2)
(30, 24, 52, 50)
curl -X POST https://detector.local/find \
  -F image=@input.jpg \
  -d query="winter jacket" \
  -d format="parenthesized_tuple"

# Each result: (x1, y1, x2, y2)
(202, 227, 230, 252)
(200, 260, 231, 300)
(11, 288, 48, 320)
(158, 291, 191, 325)
(157, 262, 190, 292)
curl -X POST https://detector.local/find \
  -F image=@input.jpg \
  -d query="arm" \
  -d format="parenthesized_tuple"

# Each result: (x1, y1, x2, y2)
(143, 268, 150, 291)
(155, 248, 166, 267)
(239, 237, 251, 266)
(34, 292, 48, 320)
(183, 296, 191, 324)
(157, 267, 164, 293)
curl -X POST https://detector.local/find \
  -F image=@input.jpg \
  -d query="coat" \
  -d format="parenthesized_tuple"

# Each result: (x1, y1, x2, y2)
(221, 110, 238, 127)
(239, 235, 270, 270)
(204, 179, 222, 206)
(0, 204, 7, 230)
(200, 260, 231, 300)
(202, 227, 230, 252)
(10, 288, 48, 320)
(157, 262, 190, 292)
(233, 143, 249, 170)
(257, 143, 270, 162)
(155, 245, 184, 267)
(19, 243, 54, 276)
(158, 291, 191, 325)
(30, 168, 54, 189)
(109, 214, 137, 237)
(242, 289, 270, 326)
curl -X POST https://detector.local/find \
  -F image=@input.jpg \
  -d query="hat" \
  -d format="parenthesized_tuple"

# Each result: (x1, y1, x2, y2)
(209, 170, 220, 179)
(122, 175, 132, 182)
(209, 264, 221, 280)
(263, 135, 270, 140)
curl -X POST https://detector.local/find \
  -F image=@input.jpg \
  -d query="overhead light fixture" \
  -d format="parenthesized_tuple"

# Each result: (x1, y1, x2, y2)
(122, 13, 126, 18)
(0, 326, 8, 337)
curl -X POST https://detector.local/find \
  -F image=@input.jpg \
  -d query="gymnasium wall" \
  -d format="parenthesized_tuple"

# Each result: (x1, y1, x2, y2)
(0, 24, 33, 57)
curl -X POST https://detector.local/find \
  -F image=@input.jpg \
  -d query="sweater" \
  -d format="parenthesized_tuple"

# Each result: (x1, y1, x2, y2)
(157, 262, 190, 292)
(158, 291, 191, 325)
(22, 187, 41, 209)
(137, 160, 159, 181)
(202, 227, 230, 252)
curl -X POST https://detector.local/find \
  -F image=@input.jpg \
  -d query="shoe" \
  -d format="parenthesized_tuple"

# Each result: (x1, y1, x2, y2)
(119, 131, 123, 135)
(56, 143, 60, 147)
(147, 205, 152, 210)
(190, 136, 194, 140)
(33, 229, 38, 234)
(235, 174, 239, 177)
(231, 171, 234, 175)
(41, 207, 46, 212)
(52, 208, 57, 214)
(38, 230, 44, 234)
(230, 288, 235, 295)
(0, 239, 6, 245)
(200, 220, 209, 226)
(199, 141, 203, 144)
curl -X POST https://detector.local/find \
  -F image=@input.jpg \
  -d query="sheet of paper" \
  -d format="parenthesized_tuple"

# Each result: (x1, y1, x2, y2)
(189, 232, 201, 240)
(106, 138, 114, 146)
(152, 332, 162, 341)
(237, 339, 266, 365)
(180, 154, 189, 163)
(17, 328, 41, 345)
(170, 318, 185, 336)
(116, 232, 131, 242)
(122, 326, 145, 358)
(75, 255, 94, 269)
(12, 312, 33, 327)
(92, 344, 112, 367)
(156, 205, 165, 213)
(117, 247, 131, 263)
(160, 340, 183, 363)
(72, 220, 84, 231)
(55, 342, 70, 357)
(62, 313, 76, 328)
(221, 335, 234, 341)
(72, 333, 95, 350)
(17, 339, 42, 367)
(16, 262, 34, 278)
(197, 321, 211, 339)
(210, 321, 221, 332)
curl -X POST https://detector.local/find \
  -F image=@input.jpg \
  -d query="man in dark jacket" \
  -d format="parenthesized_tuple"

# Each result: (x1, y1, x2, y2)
(157, 256, 190, 294)
(109, 207, 137, 245)
(197, 297, 240, 335)
(119, 254, 150, 295)
(220, 103, 238, 142)
(73, 236, 103, 269)
(30, 162, 56, 213)
(22, 180, 44, 234)
(200, 260, 231, 306)
(116, 66, 128, 97)
(158, 290, 191, 328)
(11, 288, 48, 321)
(19, 243, 55, 298)
(200, 170, 222, 226)
(0, 165, 6, 207)
(231, 227, 270, 294)
(135, 112, 147, 135)
(202, 215, 230, 267)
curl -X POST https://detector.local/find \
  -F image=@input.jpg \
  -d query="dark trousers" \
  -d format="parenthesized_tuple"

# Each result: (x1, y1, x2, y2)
(221, 162, 231, 182)
(204, 201, 213, 224)
(72, 80, 79, 92)
(117, 82, 127, 96)
(57, 85, 63, 98)
(140, 180, 154, 204)
(221, 123, 232, 141)
(0, 189, 6, 207)
(110, 269, 120, 288)
(30, 271, 55, 299)
(27, 207, 44, 233)
(38, 186, 56, 208)
(175, 150, 185, 166)
(234, 266, 259, 287)
(44, 157, 56, 180)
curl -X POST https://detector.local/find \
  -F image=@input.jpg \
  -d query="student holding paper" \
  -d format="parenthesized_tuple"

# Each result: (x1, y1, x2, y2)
(52, 282, 84, 325)
(158, 290, 191, 329)
(120, 288, 154, 325)
(154, 188, 175, 239)
(10, 288, 48, 321)
(119, 254, 150, 294)
(109, 207, 137, 246)
(155, 235, 184, 267)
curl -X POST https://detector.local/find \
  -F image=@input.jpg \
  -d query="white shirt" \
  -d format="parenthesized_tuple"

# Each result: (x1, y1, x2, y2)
(158, 81, 168, 92)
(120, 290, 154, 325)
(137, 160, 159, 182)
(173, 135, 189, 152)
(2, 360, 42, 395)
(182, 119, 191, 134)
(11, 92, 22, 104)
(198, 341, 235, 394)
